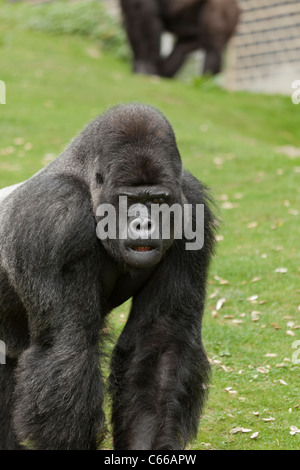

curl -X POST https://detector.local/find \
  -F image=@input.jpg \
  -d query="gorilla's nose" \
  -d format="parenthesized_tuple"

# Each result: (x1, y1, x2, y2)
(128, 217, 155, 240)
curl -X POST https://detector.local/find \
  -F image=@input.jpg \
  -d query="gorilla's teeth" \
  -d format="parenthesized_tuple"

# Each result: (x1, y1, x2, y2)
(133, 246, 152, 252)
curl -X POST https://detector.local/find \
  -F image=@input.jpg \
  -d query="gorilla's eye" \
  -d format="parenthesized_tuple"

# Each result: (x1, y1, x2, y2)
(96, 173, 103, 185)
(152, 198, 165, 204)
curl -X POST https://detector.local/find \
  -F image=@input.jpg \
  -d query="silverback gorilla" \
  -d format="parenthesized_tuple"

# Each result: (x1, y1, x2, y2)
(0, 104, 216, 450)
(120, 0, 240, 76)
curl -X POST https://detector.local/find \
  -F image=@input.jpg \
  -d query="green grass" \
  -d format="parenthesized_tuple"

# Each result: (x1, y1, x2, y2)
(0, 4, 299, 450)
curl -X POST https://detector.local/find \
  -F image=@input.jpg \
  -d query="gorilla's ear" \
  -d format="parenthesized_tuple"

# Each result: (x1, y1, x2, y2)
(96, 173, 104, 186)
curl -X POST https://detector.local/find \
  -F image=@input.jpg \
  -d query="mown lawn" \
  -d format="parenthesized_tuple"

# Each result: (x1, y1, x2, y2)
(0, 5, 299, 450)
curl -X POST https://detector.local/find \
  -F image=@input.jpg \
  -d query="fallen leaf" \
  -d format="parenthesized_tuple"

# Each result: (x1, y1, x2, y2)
(214, 275, 229, 285)
(209, 289, 219, 299)
(288, 209, 299, 216)
(290, 426, 300, 435)
(221, 201, 239, 209)
(251, 432, 259, 439)
(278, 379, 288, 385)
(275, 267, 288, 273)
(286, 330, 295, 337)
(13, 137, 25, 146)
(247, 221, 258, 229)
(251, 311, 261, 321)
(271, 323, 282, 330)
(216, 298, 226, 311)
(257, 367, 269, 374)
(232, 319, 243, 324)
(247, 295, 259, 302)
(262, 417, 275, 422)
(275, 145, 300, 158)
(230, 427, 243, 434)
(251, 277, 261, 283)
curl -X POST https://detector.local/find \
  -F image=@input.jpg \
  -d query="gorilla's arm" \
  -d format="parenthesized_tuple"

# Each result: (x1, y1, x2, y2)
(110, 244, 210, 450)
(109, 176, 215, 450)
(3, 174, 105, 449)
(121, 0, 163, 75)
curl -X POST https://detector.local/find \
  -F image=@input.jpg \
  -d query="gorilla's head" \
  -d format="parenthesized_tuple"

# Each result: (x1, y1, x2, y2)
(93, 105, 183, 268)
(88, 104, 185, 269)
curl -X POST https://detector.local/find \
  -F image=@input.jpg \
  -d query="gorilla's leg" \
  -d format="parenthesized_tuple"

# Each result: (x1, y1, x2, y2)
(203, 48, 222, 75)
(0, 357, 21, 450)
(160, 39, 201, 77)
(4, 176, 106, 449)
(12, 254, 105, 450)
(109, 244, 211, 450)
(121, 0, 163, 75)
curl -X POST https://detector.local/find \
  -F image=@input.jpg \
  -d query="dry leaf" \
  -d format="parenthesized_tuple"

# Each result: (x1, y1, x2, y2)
(232, 319, 243, 324)
(251, 277, 261, 283)
(262, 417, 275, 422)
(247, 221, 258, 229)
(257, 366, 269, 374)
(271, 323, 282, 330)
(13, 137, 25, 146)
(221, 201, 239, 209)
(216, 298, 226, 311)
(275, 267, 288, 274)
(214, 157, 224, 166)
(275, 146, 300, 158)
(290, 426, 300, 435)
(214, 275, 229, 285)
(286, 330, 295, 337)
(200, 442, 212, 447)
(251, 311, 261, 321)
(288, 209, 299, 216)
(247, 295, 259, 302)
(251, 432, 259, 439)
(278, 379, 288, 385)
(230, 427, 243, 434)
(209, 289, 219, 299)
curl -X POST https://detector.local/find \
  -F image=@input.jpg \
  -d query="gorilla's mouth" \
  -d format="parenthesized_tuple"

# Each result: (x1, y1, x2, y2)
(130, 246, 154, 252)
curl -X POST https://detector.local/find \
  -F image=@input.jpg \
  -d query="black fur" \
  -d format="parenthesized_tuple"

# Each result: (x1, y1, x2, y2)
(0, 103, 216, 450)
(120, 0, 240, 77)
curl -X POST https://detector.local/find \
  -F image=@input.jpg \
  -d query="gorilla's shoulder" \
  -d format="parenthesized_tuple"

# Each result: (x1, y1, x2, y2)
(1, 172, 97, 267)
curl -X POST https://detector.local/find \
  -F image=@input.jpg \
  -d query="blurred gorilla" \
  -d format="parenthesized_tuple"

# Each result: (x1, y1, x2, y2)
(120, 0, 240, 76)
(0, 104, 216, 450)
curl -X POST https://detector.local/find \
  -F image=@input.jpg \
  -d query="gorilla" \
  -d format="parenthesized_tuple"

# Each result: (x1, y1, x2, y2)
(120, 0, 240, 77)
(0, 103, 216, 450)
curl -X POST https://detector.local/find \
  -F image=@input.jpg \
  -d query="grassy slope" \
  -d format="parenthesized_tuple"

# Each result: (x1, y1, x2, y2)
(0, 25, 299, 450)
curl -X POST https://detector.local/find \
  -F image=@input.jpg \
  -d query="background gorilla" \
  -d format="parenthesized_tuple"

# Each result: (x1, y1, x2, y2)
(120, 0, 240, 76)
(0, 103, 216, 450)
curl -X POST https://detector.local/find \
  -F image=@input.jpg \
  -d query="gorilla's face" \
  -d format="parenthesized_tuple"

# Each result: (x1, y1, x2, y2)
(96, 184, 180, 269)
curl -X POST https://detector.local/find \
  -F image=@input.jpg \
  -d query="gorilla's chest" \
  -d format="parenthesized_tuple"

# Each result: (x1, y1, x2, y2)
(102, 253, 156, 310)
